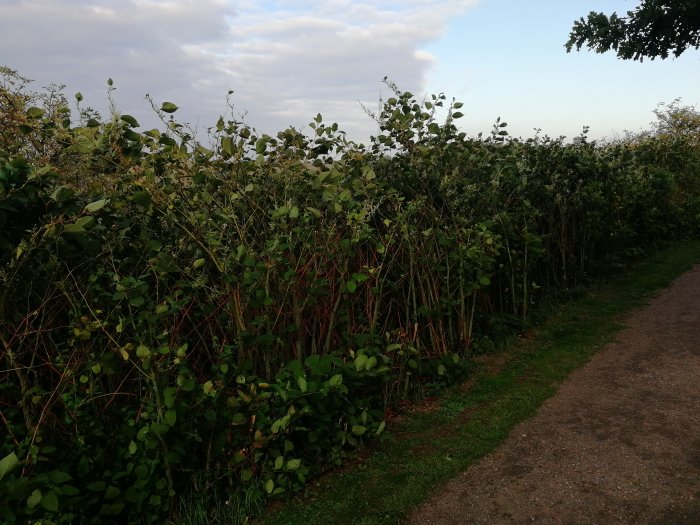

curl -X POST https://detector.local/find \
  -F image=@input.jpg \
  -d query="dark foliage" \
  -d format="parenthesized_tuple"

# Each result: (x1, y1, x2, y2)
(566, 0, 700, 61)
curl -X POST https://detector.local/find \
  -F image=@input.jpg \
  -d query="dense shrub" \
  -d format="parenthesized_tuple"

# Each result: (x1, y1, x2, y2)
(1, 70, 698, 524)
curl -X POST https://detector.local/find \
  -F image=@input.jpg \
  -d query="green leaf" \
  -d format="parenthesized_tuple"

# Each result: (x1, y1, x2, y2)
(274, 456, 284, 470)
(61, 485, 80, 496)
(160, 102, 179, 113)
(41, 491, 59, 512)
(72, 134, 94, 153)
(105, 486, 121, 500)
(50, 186, 73, 202)
(27, 489, 42, 508)
(231, 412, 247, 426)
(241, 469, 253, 481)
(26, 106, 45, 119)
(265, 479, 274, 494)
(150, 423, 169, 435)
(63, 222, 86, 234)
(75, 216, 95, 229)
(0, 452, 19, 481)
(452, 111, 464, 119)
(437, 364, 446, 376)
(136, 345, 151, 359)
(49, 470, 72, 484)
(193, 258, 205, 269)
(351, 425, 367, 436)
(163, 387, 176, 409)
(306, 206, 322, 218)
(329, 374, 343, 387)
(271, 205, 289, 219)
(366, 356, 377, 370)
(159, 134, 177, 146)
(149, 240, 163, 253)
(132, 190, 152, 207)
(123, 127, 141, 141)
(289, 206, 299, 219)
(129, 440, 138, 455)
(164, 409, 177, 426)
(354, 354, 368, 371)
(376, 420, 386, 435)
(84, 198, 109, 213)
(346, 280, 357, 293)
(297, 376, 308, 393)
(286, 458, 301, 470)
(255, 137, 268, 154)
(221, 136, 234, 157)
(121, 114, 140, 127)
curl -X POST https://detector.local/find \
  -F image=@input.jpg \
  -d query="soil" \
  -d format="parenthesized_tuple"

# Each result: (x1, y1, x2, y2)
(409, 266, 700, 524)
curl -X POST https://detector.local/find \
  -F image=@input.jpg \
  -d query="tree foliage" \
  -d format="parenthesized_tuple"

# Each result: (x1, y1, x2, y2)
(566, 0, 700, 61)
(652, 98, 700, 143)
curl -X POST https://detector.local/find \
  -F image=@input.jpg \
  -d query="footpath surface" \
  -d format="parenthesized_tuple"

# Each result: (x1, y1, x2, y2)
(409, 266, 700, 525)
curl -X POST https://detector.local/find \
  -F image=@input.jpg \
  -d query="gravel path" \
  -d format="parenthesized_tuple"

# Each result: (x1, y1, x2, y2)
(409, 266, 700, 524)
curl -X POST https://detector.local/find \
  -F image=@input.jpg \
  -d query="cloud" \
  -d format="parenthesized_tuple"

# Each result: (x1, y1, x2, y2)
(1, 0, 477, 142)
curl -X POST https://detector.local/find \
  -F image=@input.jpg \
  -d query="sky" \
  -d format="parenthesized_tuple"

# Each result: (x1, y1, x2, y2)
(2, 0, 699, 144)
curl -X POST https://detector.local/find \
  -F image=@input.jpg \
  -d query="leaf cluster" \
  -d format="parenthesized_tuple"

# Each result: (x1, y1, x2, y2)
(566, 0, 700, 61)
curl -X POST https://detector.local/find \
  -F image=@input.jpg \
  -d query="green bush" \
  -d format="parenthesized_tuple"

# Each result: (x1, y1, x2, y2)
(1, 71, 699, 524)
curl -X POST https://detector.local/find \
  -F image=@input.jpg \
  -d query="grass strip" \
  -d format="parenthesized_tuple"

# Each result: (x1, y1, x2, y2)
(259, 241, 700, 525)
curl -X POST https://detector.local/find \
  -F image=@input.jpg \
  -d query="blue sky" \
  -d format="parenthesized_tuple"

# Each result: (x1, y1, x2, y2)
(2, 0, 698, 143)
(425, 0, 700, 140)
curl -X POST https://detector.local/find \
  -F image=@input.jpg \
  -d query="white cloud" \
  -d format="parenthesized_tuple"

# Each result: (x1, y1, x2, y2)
(1, 0, 478, 142)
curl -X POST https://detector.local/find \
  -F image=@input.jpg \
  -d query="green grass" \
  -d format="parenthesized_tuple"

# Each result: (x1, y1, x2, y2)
(257, 241, 700, 525)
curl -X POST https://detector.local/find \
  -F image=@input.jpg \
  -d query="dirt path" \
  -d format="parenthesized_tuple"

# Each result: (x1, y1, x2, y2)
(409, 266, 700, 525)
